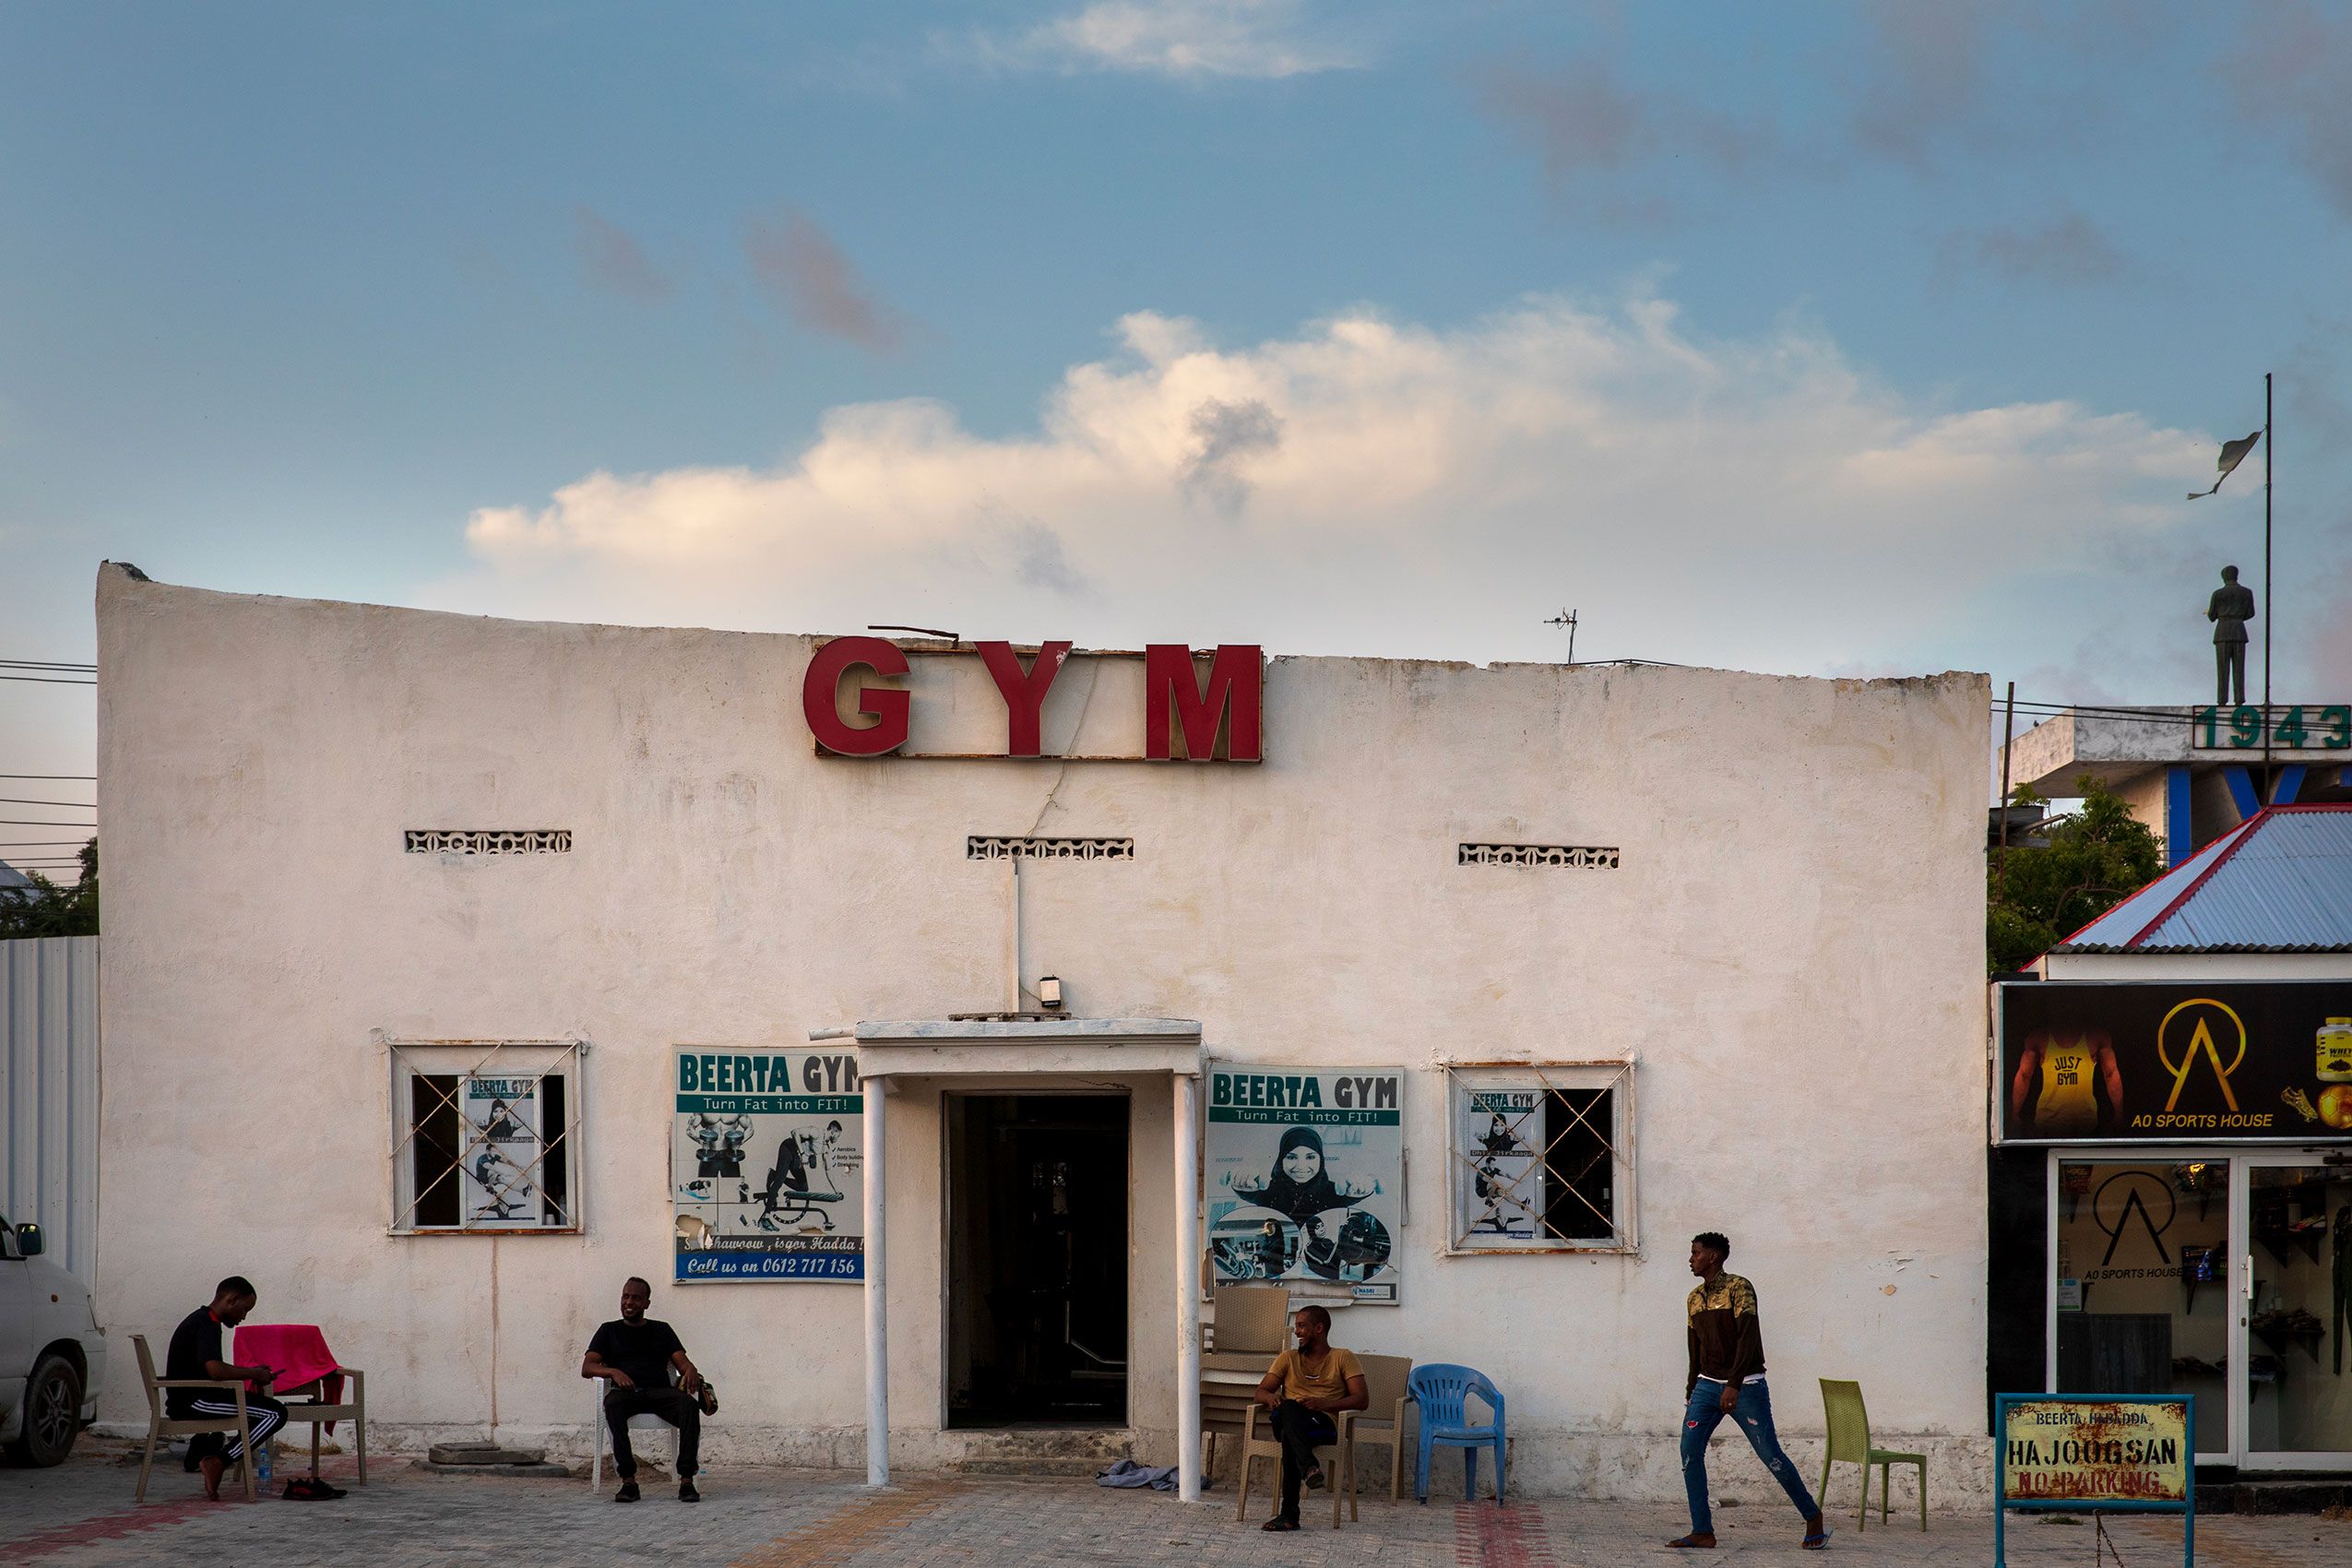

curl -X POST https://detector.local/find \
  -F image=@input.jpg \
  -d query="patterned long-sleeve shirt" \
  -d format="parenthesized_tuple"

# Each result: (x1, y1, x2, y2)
(1685, 1272, 1767, 1397)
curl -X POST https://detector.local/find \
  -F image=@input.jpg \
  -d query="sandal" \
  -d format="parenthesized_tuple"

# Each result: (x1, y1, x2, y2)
(1666, 1534, 1716, 1549)
(1802, 1526, 1831, 1550)
(1260, 1515, 1301, 1532)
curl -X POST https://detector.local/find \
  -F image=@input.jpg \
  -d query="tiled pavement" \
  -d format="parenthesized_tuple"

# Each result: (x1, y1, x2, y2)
(3, 1441, 2347, 1566)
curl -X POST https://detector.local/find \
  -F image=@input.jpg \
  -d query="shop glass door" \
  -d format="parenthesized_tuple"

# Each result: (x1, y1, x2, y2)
(2239, 1157, 2352, 1470)
(2053, 1157, 2233, 1462)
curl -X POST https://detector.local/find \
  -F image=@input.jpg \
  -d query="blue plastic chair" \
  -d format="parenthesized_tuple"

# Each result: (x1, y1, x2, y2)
(1408, 1363, 1507, 1503)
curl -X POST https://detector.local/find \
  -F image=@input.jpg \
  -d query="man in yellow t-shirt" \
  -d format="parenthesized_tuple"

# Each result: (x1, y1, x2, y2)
(1250, 1305, 1369, 1531)
(2009, 1027, 2122, 1135)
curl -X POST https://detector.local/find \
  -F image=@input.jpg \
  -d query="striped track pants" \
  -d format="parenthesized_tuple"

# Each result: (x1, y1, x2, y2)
(186, 1396, 286, 1461)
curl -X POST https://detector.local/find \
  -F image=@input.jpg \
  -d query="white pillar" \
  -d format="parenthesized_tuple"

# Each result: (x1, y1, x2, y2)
(1173, 1071, 1203, 1503)
(864, 1078, 889, 1486)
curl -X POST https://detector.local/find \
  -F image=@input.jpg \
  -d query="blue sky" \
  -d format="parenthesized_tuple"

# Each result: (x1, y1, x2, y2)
(6, 1, 2352, 856)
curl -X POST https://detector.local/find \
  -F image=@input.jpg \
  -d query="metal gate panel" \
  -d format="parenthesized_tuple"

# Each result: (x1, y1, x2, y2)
(1, 935, 101, 1286)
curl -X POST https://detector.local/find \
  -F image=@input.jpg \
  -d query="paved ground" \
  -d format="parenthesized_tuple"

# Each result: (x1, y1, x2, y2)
(2, 1441, 2346, 1566)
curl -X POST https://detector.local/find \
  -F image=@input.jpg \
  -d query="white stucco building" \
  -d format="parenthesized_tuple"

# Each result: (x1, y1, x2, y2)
(92, 564, 1991, 1502)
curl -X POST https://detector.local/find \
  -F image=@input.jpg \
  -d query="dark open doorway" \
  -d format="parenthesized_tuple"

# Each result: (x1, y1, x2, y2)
(945, 1093, 1129, 1429)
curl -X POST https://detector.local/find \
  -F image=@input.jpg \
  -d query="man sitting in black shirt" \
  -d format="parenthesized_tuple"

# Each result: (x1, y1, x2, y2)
(164, 1275, 285, 1500)
(582, 1276, 709, 1503)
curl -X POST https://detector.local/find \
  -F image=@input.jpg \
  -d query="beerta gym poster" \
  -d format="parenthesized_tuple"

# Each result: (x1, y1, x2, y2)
(1998, 981, 2352, 1144)
(672, 1048, 864, 1282)
(1205, 1065, 1404, 1304)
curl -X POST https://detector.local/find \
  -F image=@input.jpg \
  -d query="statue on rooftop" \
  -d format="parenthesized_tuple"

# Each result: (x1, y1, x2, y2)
(2208, 564, 2256, 706)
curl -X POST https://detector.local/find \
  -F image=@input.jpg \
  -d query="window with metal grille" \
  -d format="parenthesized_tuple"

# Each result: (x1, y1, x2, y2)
(383, 1038, 586, 1234)
(1445, 1062, 1636, 1254)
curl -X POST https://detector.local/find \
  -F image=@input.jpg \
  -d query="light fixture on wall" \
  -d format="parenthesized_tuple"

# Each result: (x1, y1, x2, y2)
(1037, 975, 1064, 1012)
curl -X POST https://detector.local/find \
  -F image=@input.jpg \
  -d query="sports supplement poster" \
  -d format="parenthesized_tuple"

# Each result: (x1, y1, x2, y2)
(673, 1048, 863, 1282)
(460, 1075, 549, 1226)
(1206, 1066, 1403, 1305)
(1454, 1085, 1547, 1244)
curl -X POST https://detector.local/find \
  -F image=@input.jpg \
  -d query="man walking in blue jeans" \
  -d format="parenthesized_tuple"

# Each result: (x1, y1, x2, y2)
(1669, 1232, 1828, 1550)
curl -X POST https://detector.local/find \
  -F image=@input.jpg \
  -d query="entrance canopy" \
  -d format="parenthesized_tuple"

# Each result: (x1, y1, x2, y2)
(810, 1016, 1206, 1501)
(819, 1016, 1205, 1081)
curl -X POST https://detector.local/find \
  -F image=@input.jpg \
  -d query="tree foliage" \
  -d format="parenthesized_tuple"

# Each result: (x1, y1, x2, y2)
(0, 838, 100, 939)
(1987, 778, 2163, 973)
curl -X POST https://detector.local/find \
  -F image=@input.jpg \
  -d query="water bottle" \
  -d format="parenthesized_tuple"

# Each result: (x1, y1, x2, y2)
(253, 1397, 274, 1490)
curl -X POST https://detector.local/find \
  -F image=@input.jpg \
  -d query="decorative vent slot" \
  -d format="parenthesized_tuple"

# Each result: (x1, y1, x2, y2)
(967, 836, 1134, 861)
(1458, 842, 1620, 869)
(406, 830, 574, 856)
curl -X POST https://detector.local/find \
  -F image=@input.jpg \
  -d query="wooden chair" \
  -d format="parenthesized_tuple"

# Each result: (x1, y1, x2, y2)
(274, 1367, 368, 1484)
(131, 1333, 255, 1503)
(1339, 1353, 1414, 1505)
(1819, 1378, 1927, 1532)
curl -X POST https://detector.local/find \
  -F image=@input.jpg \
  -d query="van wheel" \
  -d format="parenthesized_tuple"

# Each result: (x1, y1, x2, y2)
(5, 1354, 82, 1466)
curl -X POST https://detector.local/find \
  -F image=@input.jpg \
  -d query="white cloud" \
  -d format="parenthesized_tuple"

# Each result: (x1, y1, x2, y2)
(977, 0, 1367, 79)
(440, 291, 2215, 683)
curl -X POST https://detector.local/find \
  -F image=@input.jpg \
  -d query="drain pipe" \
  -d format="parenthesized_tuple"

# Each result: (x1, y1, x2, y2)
(864, 1069, 889, 1486)
(1174, 1069, 1202, 1502)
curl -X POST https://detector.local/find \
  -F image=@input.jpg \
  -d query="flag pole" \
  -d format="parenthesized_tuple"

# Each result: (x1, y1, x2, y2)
(2263, 370, 2273, 773)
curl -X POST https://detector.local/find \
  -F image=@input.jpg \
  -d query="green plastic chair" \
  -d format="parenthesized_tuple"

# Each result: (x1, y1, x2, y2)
(1818, 1379, 1926, 1532)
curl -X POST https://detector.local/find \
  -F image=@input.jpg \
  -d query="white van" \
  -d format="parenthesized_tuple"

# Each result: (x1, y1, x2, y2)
(0, 1213, 106, 1466)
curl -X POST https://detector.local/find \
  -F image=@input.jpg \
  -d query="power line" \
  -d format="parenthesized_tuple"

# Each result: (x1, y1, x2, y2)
(0, 659, 95, 671)
(0, 797, 94, 809)
(0, 674, 95, 686)
(0, 775, 96, 780)
(0, 819, 101, 826)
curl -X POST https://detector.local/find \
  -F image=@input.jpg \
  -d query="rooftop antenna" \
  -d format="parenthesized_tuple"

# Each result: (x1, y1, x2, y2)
(1543, 607, 1579, 664)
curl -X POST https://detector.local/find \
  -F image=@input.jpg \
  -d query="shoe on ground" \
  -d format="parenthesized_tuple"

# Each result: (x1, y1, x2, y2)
(1260, 1515, 1300, 1531)
(614, 1479, 640, 1503)
(680, 1479, 701, 1503)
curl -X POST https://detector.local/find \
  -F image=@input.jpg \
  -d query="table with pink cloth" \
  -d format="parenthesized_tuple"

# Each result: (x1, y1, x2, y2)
(232, 1323, 347, 1432)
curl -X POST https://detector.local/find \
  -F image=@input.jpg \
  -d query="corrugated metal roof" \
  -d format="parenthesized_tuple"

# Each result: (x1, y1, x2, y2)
(2053, 804, 2352, 953)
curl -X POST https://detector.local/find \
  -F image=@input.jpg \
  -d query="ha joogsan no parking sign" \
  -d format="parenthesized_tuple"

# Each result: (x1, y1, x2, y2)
(1994, 1395, 2192, 1568)
(2002, 1397, 2189, 1503)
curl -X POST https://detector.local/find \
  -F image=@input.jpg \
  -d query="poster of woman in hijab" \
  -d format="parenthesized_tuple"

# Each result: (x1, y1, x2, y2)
(1205, 1066, 1404, 1304)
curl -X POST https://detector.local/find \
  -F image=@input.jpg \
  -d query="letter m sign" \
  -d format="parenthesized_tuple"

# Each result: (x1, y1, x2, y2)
(1144, 645, 1263, 762)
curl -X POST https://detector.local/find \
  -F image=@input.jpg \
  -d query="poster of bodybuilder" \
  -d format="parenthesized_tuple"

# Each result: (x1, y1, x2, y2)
(1997, 981, 2352, 1144)
(1454, 1086, 1546, 1243)
(1205, 1066, 1403, 1305)
(460, 1075, 548, 1226)
(672, 1048, 863, 1282)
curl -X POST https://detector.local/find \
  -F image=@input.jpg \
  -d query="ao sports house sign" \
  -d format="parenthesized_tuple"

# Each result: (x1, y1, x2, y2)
(802, 636, 1264, 761)
(1997, 980, 2352, 1144)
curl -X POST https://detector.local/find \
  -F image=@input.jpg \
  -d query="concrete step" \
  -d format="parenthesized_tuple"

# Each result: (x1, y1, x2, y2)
(2195, 1477, 2352, 1515)
(954, 1456, 1116, 1478)
(415, 1458, 576, 1479)
(427, 1441, 550, 1467)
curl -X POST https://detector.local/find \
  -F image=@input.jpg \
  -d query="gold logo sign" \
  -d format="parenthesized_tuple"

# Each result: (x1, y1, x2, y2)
(2158, 999, 2248, 1112)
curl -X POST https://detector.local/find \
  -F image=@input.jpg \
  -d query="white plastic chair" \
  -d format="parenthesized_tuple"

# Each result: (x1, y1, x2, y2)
(589, 1377, 677, 1487)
